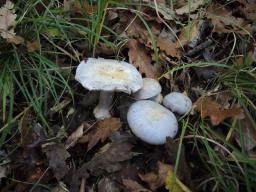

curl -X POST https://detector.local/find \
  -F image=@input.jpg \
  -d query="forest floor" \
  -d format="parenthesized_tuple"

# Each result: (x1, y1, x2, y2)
(0, 0, 256, 191)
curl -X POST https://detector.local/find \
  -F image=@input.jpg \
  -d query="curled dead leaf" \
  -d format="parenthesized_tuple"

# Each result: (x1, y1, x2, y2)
(195, 96, 244, 125)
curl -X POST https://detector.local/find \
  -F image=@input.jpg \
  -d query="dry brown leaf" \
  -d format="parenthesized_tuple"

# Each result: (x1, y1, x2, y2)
(123, 17, 148, 41)
(79, 118, 122, 151)
(175, 0, 204, 15)
(42, 143, 70, 180)
(26, 40, 41, 52)
(139, 161, 173, 190)
(85, 142, 134, 176)
(65, 123, 84, 149)
(128, 39, 158, 78)
(6, 35, 24, 44)
(175, 20, 199, 48)
(235, 118, 256, 151)
(0, 0, 16, 39)
(206, 4, 252, 35)
(157, 29, 180, 58)
(195, 96, 244, 125)
(122, 179, 152, 192)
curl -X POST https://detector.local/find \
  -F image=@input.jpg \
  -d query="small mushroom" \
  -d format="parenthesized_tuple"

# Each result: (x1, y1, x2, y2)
(163, 92, 192, 115)
(75, 58, 143, 119)
(133, 78, 162, 103)
(127, 100, 178, 145)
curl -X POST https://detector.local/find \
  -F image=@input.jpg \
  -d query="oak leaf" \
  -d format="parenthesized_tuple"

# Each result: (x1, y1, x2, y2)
(128, 39, 158, 78)
(195, 96, 244, 125)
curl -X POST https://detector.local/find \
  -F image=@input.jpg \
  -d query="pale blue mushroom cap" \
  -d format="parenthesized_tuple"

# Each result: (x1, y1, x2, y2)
(127, 100, 178, 145)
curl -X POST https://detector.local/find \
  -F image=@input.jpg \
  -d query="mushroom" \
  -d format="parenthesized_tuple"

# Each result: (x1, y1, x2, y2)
(163, 92, 192, 115)
(75, 58, 143, 119)
(127, 100, 178, 145)
(133, 78, 162, 103)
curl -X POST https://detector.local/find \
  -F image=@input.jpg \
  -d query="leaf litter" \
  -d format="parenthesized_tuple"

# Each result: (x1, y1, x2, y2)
(1, 0, 256, 191)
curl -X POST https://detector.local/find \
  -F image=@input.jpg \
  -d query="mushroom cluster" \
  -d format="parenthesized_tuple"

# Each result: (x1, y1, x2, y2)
(75, 58, 192, 145)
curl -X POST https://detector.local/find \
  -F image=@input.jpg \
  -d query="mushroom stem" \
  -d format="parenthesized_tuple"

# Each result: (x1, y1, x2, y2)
(93, 91, 114, 119)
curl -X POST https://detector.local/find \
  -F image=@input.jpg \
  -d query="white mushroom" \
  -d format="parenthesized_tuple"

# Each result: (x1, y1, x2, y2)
(127, 100, 178, 145)
(163, 92, 192, 115)
(75, 58, 143, 119)
(133, 78, 162, 103)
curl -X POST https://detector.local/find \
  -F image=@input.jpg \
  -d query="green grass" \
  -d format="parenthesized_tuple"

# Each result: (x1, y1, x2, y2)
(0, 0, 256, 191)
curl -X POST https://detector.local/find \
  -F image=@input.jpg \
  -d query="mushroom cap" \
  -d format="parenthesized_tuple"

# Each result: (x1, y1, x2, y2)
(75, 58, 143, 94)
(133, 78, 162, 100)
(127, 100, 178, 145)
(163, 92, 192, 114)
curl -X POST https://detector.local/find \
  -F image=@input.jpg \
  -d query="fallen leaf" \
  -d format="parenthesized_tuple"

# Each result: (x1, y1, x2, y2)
(147, 2, 175, 20)
(78, 118, 122, 151)
(165, 169, 191, 192)
(206, 4, 252, 35)
(139, 161, 173, 190)
(0, 0, 16, 39)
(84, 141, 134, 176)
(98, 177, 120, 192)
(235, 117, 256, 151)
(65, 123, 84, 149)
(6, 35, 24, 44)
(122, 15, 149, 41)
(26, 40, 41, 52)
(128, 39, 158, 78)
(175, 20, 200, 48)
(157, 28, 180, 58)
(42, 143, 70, 180)
(87, 118, 122, 151)
(195, 96, 244, 125)
(122, 179, 152, 192)
(175, 0, 204, 15)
